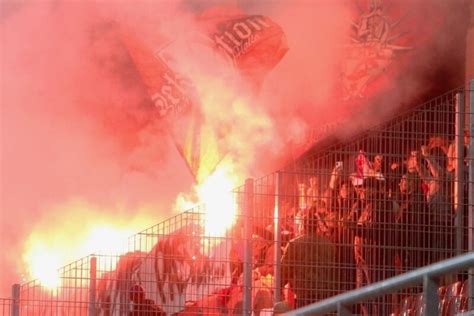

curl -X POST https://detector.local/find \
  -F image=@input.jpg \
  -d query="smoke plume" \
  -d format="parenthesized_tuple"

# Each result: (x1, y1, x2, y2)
(0, 0, 469, 296)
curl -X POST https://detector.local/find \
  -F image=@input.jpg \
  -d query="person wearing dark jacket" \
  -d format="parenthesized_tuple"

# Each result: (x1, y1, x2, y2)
(353, 178, 396, 315)
(281, 212, 336, 308)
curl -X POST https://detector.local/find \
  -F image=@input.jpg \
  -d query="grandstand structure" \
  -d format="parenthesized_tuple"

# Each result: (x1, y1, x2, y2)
(1, 82, 473, 315)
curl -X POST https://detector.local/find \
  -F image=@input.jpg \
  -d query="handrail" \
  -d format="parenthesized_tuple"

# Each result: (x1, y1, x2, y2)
(285, 252, 474, 315)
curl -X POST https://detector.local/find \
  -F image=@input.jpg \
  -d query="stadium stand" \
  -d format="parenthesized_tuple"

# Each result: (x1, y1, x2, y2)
(2, 85, 473, 316)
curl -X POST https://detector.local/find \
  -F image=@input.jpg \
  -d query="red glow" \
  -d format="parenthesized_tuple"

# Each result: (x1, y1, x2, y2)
(1, 0, 460, 297)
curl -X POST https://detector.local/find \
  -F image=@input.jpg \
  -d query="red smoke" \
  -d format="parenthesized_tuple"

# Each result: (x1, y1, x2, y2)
(0, 1, 194, 295)
(0, 0, 468, 297)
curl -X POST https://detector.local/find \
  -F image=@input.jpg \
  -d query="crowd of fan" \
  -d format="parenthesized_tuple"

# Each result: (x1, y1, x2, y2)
(239, 132, 470, 315)
(122, 132, 470, 315)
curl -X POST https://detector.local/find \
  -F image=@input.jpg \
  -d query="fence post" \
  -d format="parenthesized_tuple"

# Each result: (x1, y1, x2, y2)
(422, 275, 439, 316)
(243, 178, 254, 316)
(273, 172, 282, 304)
(468, 79, 474, 310)
(455, 92, 465, 256)
(89, 256, 97, 316)
(11, 284, 20, 316)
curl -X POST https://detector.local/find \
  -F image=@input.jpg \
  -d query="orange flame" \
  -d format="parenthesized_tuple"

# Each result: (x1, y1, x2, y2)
(197, 162, 239, 237)
(22, 202, 156, 291)
(174, 160, 240, 238)
(24, 243, 62, 289)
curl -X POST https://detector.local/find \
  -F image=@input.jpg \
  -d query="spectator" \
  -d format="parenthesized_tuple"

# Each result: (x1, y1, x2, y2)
(406, 150, 420, 174)
(306, 163, 343, 209)
(315, 204, 338, 242)
(331, 182, 357, 224)
(253, 289, 273, 316)
(306, 176, 321, 207)
(417, 145, 453, 263)
(291, 206, 305, 237)
(428, 129, 470, 172)
(279, 202, 297, 239)
(252, 228, 276, 276)
(323, 162, 345, 207)
(229, 223, 245, 284)
(392, 174, 427, 270)
(299, 204, 337, 242)
(355, 150, 385, 180)
(352, 181, 371, 297)
(129, 284, 166, 316)
(372, 155, 383, 173)
(353, 179, 396, 315)
(305, 163, 344, 241)
(330, 181, 357, 293)
(281, 213, 336, 308)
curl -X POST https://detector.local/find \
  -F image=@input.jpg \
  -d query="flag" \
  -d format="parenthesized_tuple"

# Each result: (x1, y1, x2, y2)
(121, 31, 222, 183)
(120, 31, 193, 119)
(121, 6, 287, 183)
(198, 6, 288, 89)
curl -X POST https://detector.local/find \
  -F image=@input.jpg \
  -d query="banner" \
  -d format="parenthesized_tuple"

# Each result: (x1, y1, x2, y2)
(121, 31, 223, 183)
(121, 6, 287, 182)
(96, 223, 232, 316)
(198, 6, 288, 88)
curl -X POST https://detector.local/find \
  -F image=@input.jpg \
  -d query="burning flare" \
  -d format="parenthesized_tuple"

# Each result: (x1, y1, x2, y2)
(174, 160, 240, 238)
(22, 203, 154, 291)
(24, 243, 62, 289)
(197, 162, 239, 237)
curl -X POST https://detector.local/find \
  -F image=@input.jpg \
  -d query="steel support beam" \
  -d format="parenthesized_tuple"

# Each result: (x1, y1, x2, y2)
(243, 178, 254, 315)
(468, 79, 474, 310)
(273, 172, 282, 304)
(11, 284, 20, 316)
(455, 92, 465, 255)
(89, 256, 97, 316)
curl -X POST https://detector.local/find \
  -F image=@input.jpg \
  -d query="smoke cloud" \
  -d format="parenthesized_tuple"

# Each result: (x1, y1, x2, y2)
(0, 1, 194, 295)
(0, 0, 469, 297)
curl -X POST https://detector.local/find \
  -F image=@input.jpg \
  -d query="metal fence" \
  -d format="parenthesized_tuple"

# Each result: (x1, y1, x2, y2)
(1, 299, 13, 316)
(2, 83, 473, 316)
(285, 252, 474, 316)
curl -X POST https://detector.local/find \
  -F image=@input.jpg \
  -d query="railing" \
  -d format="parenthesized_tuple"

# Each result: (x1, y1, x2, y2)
(285, 252, 474, 316)
(1, 298, 13, 316)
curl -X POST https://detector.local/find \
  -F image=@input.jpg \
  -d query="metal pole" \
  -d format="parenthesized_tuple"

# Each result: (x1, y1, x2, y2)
(11, 284, 20, 316)
(468, 79, 474, 310)
(243, 178, 254, 316)
(285, 252, 474, 315)
(455, 92, 465, 256)
(89, 256, 97, 316)
(273, 172, 282, 304)
(422, 275, 439, 316)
